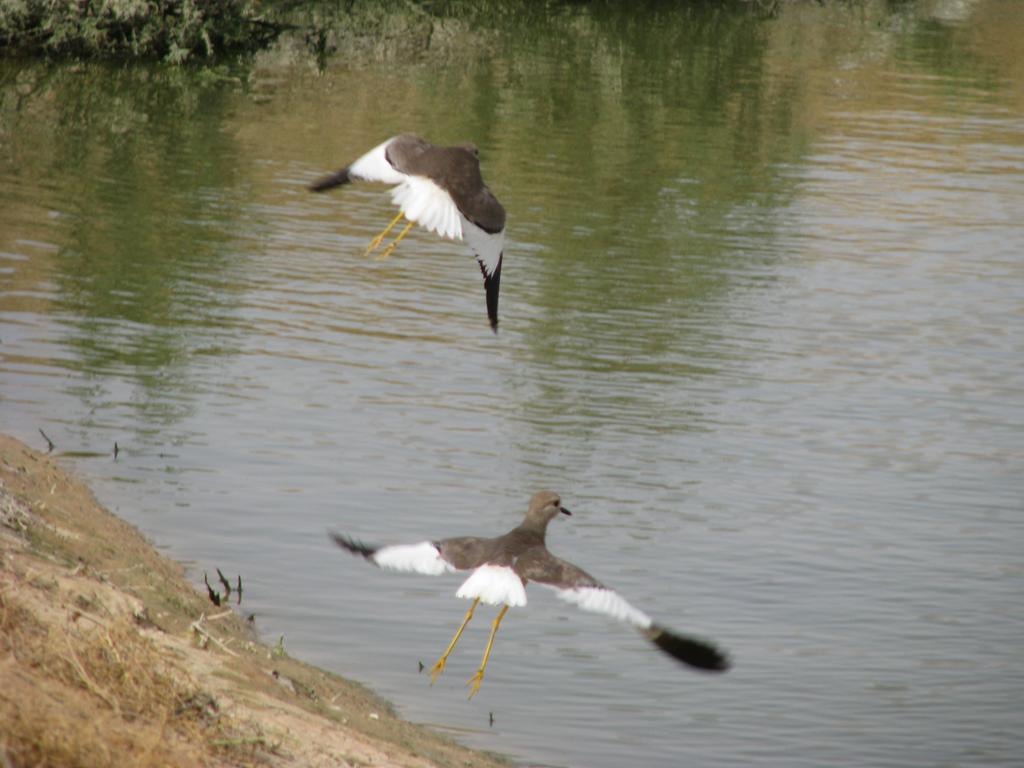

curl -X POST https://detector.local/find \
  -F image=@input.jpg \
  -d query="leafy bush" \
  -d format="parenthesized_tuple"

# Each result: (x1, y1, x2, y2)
(0, 0, 281, 62)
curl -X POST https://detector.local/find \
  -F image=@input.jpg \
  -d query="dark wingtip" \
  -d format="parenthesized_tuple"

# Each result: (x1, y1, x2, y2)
(329, 532, 378, 561)
(309, 167, 353, 193)
(479, 252, 502, 332)
(644, 625, 731, 673)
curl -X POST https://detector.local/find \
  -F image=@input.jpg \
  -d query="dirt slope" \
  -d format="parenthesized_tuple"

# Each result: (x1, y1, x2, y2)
(0, 433, 506, 768)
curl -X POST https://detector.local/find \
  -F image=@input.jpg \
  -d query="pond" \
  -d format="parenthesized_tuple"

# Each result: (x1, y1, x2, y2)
(2, 1, 1022, 766)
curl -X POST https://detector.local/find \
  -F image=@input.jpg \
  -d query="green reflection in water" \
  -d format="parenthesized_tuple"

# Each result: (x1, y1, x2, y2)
(2, 0, 1019, 433)
(1, 63, 252, 423)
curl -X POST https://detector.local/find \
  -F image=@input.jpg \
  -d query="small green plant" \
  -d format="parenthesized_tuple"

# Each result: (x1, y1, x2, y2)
(271, 635, 286, 658)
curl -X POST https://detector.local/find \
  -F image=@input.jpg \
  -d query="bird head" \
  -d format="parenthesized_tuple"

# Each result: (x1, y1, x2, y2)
(525, 490, 572, 529)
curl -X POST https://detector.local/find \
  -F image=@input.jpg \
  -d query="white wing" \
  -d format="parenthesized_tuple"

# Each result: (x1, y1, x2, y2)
(391, 177, 463, 241)
(547, 585, 653, 629)
(463, 215, 504, 278)
(347, 137, 408, 185)
(369, 541, 456, 576)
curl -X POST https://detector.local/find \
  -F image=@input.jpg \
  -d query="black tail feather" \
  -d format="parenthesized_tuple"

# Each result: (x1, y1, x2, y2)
(644, 624, 731, 672)
(481, 252, 502, 333)
(309, 167, 353, 192)
(330, 532, 378, 561)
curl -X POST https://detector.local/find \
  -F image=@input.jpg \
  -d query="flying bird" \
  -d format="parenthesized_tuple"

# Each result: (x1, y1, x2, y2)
(332, 490, 730, 699)
(309, 134, 506, 331)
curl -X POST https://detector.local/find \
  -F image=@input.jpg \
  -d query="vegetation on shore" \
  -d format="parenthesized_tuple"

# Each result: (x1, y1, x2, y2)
(0, 0, 285, 63)
(0, 0, 795, 64)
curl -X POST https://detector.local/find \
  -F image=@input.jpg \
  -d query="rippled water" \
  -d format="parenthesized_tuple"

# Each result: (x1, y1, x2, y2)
(2, 2, 1023, 766)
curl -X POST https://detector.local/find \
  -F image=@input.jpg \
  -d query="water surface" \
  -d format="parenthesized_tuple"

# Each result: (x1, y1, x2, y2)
(2, 2, 1023, 766)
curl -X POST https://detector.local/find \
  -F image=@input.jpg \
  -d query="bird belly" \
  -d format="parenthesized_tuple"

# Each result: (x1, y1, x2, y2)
(456, 565, 527, 607)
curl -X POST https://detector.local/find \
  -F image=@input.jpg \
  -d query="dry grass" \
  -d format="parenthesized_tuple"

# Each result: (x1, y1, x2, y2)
(0, 582, 272, 768)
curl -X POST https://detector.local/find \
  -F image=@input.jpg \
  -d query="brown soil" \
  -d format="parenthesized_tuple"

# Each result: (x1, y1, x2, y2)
(0, 433, 507, 768)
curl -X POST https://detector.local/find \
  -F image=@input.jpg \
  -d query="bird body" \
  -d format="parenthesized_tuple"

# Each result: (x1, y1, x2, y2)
(333, 490, 730, 697)
(310, 134, 505, 330)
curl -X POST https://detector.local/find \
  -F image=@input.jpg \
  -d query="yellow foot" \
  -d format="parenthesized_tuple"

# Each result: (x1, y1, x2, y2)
(429, 657, 447, 685)
(365, 210, 405, 256)
(466, 670, 484, 700)
(375, 240, 399, 260)
(375, 219, 413, 260)
(364, 232, 388, 256)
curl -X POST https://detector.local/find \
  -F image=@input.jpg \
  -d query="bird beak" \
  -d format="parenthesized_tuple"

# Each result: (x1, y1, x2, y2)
(560, 506, 572, 516)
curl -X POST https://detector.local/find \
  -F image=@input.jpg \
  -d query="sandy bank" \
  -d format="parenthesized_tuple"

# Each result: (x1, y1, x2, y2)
(0, 433, 507, 768)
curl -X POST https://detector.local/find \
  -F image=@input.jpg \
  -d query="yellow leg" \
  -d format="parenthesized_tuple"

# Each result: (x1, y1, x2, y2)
(466, 604, 509, 700)
(376, 219, 414, 260)
(365, 210, 404, 256)
(429, 597, 480, 684)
